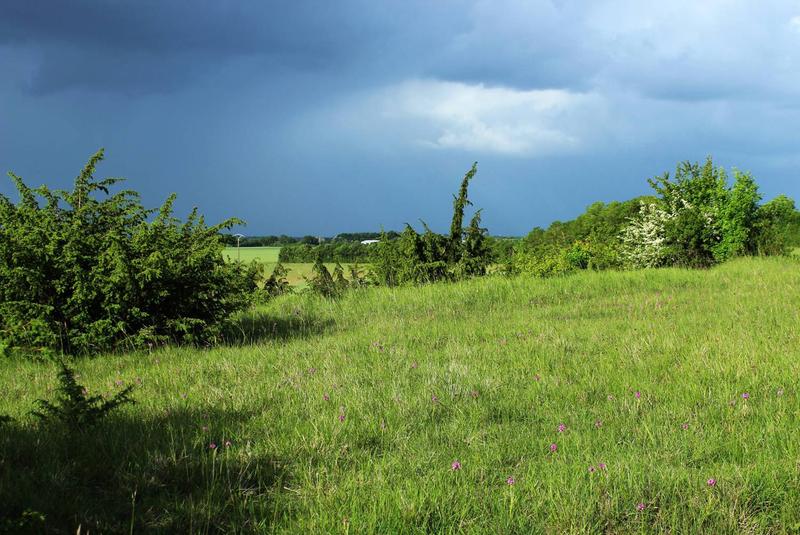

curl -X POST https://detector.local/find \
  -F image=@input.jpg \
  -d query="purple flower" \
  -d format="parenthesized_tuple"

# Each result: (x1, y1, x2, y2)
(323, 393, 330, 401)
(506, 476, 516, 486)
(635, 391, 641, 399)
(707, 478, 716, 487)
(557, 423, 567, 433)
(115, 379, 124, 387)
(549, 443, 558, 453)
(451, 460, 462, 471)
(209, 442, 217, 450)
(636, 502, 646, 512)
(741, 392, 750, 399)
(681, 422, 689, 430)
(338, 414, 346, 422)
(431, 394, 439, 403)
(598, 463, 607, 471)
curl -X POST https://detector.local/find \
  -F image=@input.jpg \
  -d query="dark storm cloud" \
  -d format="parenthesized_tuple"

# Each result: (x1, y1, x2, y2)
(1, 0, 799, 235)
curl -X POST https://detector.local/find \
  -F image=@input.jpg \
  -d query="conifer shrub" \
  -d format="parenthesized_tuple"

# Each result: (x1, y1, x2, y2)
(0, 150, 258, 357)
(32, 361, 135, 430)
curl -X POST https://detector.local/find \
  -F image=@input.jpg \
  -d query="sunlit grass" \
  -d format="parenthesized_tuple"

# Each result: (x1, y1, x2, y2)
(1, 257, 799, 533)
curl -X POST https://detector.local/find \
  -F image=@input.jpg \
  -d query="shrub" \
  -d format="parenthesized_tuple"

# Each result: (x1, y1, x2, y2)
(0, 150, 258, 357)
(32, 361, 134, 430)
(370, 163, 492, 286)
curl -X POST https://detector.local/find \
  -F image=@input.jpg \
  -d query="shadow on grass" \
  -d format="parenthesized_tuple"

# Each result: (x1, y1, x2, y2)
(223, 308, 335, 346)
(0, 407, 290, 534)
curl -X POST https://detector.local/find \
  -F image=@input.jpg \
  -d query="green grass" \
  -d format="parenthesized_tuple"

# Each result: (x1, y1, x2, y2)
(223, 246, 282, 264)
(223, 246, 362, 287)
(2, 257, 800, 533)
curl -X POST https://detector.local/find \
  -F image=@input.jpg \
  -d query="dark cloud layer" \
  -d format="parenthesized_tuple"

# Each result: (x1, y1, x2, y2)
(1, 1, 798, 235)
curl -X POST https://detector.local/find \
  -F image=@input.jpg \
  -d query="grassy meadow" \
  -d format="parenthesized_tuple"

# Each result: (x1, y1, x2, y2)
(223, 246, 360, 288)
(2, 257, 800, 533)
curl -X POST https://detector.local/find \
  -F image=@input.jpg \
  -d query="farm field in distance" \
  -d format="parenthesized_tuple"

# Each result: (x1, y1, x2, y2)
(2, 256, 799, 533)
(223, 246, 363, 287)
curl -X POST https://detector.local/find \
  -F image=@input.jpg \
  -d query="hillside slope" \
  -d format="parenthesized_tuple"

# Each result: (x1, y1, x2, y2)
(2, 257, 799, 533)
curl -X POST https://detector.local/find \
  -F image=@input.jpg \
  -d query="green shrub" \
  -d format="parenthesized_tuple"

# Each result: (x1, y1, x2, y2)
(0, 150, 258, 357)
(32, 361, 134, 430)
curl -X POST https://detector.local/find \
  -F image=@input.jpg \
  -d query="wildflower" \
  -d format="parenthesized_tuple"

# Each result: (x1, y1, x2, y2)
(338, 414, 346, 422)
(598, 463, 607, 471)
(588, 466, 596, 473)
(431, 394, 439, 403)
(707, 478, 716, 487)
(115, 379, 124, 387)
(224, 440, 232, 448)
(506, 476, 516, 486)
(681, 422, 689, 430)
(741, 392, 750, 399)
(635, 391, 641, 399)
(451, 460, 462, 471)
(777, 388, 784, 396)
(557, 423, 566, 433)
(323, 393, 330, 401)
(549, 443, 558, 452)
(636, 502, 646, 512)
(607, 394, 614, 401)
(595, 420, 603, 428)
(209, 442, 217, 450)
(533, 374, 541, 382)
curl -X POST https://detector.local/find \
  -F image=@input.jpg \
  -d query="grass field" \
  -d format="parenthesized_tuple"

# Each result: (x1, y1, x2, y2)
(223, 246, 362, 287)
(2, 257, 800, 533)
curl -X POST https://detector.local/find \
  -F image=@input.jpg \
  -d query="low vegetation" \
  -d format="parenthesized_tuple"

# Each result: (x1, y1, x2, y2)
(1, 257, 798, 532)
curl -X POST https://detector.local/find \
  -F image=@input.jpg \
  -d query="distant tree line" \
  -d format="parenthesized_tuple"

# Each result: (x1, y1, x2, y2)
(513, 157, 800, 277)
(278, 242, 376, 263)
(220, 231, 401, 247)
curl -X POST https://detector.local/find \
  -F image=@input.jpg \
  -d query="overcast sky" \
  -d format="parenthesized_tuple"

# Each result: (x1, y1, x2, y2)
(1, 1, 799, 235)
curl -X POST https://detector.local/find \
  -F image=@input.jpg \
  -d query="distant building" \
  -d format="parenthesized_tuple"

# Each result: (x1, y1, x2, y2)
(360, 239, 379, 245)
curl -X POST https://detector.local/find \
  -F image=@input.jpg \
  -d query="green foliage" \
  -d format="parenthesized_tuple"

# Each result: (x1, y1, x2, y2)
(371, 164, 492, 286)
(0, 150, 258, 356)
(261, 262, 292, 299)
(305, 256, 340, 298)
(278, 242, 375, 263)
(754, 195, 799, 255)
(32, 361, 134, 429)
(449, 162, 478, 261)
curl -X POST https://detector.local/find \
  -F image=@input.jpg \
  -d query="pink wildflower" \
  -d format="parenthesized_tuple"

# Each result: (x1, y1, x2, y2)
(506, 476, 516, 486)
(707, 478, 716, 487)
(549, 443, 558, 452)
(636, 502, 646, 512)
(451, 460, 462, 471)
(557, 423, 566, 433)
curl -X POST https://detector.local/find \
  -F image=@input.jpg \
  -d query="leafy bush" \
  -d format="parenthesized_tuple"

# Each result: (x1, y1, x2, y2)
(371, 163, 492, 286)
(32, 361, 134, 429)
(278, 242, 375, 263)
(0, 150, 258, 357)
